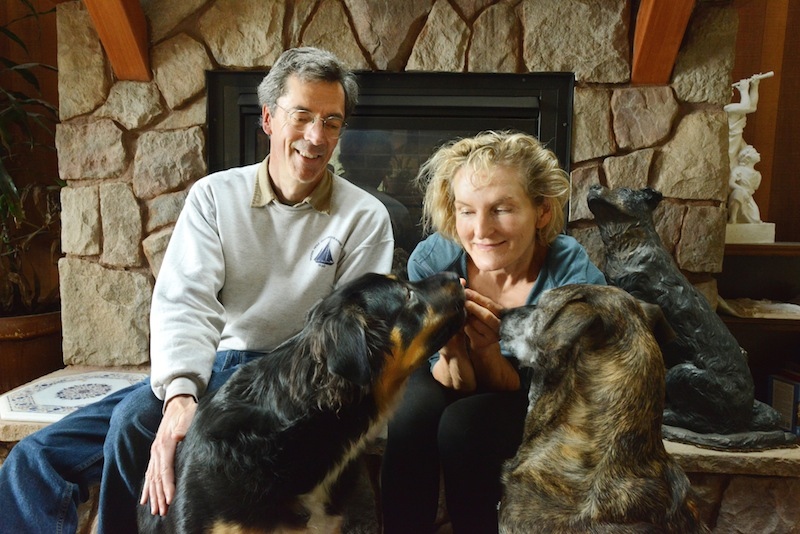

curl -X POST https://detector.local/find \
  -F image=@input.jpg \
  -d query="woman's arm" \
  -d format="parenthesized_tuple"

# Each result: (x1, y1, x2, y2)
(463, 288, 521, 391)
(431, 331, 477, 391)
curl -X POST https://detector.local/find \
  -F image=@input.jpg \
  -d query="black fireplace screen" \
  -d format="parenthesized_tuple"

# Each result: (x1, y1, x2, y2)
(207, 71, 574, 252)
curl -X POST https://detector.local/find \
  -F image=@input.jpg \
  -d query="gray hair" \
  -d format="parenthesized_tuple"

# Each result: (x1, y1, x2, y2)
(257, 47, 359, 118)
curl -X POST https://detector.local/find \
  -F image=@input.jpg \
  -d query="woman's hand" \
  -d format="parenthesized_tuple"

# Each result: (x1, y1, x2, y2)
(432, 331, 477, 392)
(140, 394, 198, 516)
(463, 287, 520, 391)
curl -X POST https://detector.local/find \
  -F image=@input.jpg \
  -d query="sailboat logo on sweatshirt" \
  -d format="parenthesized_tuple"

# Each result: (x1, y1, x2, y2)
(310, 236, 343, 267)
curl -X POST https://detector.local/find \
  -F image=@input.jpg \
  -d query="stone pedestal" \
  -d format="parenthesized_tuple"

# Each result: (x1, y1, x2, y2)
(665, 440, 800, 533)
(726, 222, 776, 244)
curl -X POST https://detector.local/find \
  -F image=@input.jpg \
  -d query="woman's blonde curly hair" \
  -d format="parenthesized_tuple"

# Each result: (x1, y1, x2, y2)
(415, 130, 570, 246)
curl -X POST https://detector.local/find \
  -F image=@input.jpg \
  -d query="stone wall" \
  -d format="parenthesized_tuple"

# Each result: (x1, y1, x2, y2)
(55, 0, 737, 366)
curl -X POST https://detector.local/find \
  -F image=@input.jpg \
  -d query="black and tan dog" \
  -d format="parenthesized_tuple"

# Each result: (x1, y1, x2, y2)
(498, 284, 708, 534)
(137, 272, 465, 534)
(586, 185, 785, 440)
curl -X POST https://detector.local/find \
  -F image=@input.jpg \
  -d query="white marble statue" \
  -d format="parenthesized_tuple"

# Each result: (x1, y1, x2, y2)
(727, 145, 763, 224)
(724, 71, 773, 171)
(724, 71, 773, 225)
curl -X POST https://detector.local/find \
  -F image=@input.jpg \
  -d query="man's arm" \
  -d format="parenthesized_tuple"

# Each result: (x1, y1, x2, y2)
(141, 181, 227, 515)
(140, 395, 197, 515)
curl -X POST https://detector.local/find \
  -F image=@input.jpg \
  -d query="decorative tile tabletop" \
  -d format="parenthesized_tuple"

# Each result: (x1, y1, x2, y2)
(0, 371, 148, 423)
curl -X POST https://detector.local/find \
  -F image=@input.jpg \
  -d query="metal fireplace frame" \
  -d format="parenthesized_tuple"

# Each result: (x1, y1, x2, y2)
(207, 70, 574, 173)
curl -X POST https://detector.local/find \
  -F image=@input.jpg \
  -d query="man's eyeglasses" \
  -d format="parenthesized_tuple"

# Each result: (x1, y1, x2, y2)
(275, 104, 347, 138)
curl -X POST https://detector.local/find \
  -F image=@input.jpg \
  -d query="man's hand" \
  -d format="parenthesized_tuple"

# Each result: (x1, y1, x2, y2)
(140, 395, 197, 516)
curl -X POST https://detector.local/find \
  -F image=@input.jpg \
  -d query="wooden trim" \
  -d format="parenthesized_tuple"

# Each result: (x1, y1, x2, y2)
(751, 0, 789, 221)
(82, 0, 150, 81)
(631, 0, 696, 85)
(724, 242, 800, 257)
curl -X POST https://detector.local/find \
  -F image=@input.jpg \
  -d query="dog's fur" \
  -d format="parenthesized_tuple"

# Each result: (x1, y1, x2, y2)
(498, 284, 708, 534)
(586, 185, 783, 436)
(137, 272, 465, 534)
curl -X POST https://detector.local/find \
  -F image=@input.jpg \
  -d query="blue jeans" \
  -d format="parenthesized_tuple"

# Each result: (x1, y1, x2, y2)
(0, 350, 265, 534)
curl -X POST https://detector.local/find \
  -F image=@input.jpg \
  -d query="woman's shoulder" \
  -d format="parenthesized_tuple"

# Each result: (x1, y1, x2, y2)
(408, 233, 465, 280)
(546, 234, 606, 285)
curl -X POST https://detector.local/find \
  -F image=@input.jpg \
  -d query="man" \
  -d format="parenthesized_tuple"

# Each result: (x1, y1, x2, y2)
(0, 47, 394, 534)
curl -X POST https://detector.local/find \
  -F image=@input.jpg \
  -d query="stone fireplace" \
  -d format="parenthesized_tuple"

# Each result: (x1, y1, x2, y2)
(207, 69, 575, 253)
(4, 1, 795, 530)
(55, 0, 737, 368)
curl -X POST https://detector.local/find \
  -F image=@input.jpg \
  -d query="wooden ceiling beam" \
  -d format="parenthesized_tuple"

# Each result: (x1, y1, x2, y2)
(82, 0, 150, 81)
(632, 0, 696, 85)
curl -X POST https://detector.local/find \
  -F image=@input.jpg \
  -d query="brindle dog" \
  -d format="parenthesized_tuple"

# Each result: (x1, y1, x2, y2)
(499, 284, 708, 534)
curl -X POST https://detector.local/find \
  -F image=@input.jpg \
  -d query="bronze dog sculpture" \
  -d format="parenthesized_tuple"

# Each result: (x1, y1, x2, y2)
(499, 284, 708, 534)
(586, 185, 791, 448)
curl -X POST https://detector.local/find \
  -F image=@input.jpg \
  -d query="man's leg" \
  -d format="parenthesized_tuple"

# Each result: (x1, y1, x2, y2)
(97, 351, 252, 533)
(97, 380, 163, 534)
(0, 380, 146, 534)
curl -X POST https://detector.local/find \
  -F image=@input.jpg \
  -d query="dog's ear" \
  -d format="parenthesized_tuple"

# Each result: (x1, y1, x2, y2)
(537, 298, 599, 371)
(642, 187, 663, 210)
(637, 300, 676, 346)
(324, 307, 373, 386)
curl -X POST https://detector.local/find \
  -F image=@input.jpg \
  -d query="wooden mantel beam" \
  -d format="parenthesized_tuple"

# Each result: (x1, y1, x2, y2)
(632, 0, 696, 85)
(82, 0, 150, 81)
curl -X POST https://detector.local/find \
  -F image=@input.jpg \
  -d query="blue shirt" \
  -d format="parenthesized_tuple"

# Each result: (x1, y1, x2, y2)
(408, 232, 606, 373)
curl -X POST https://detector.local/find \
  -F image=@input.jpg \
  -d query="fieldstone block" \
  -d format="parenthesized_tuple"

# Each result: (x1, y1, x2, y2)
(154, 97, 207, 131)
(61, 186, 100, 256)
(141, 0, 211, 43)
(469, 2, 519, 73)
(344, 0, 431, 70)
(199, 0, 284, 68)
(452, 0, 496, 21)
(152, 34, 213, 110)
(301, 0, 369, 70)
(133, 127, 205, 200)
(652, 111, 728, 201)
(714, 476, 800, 534)
(407, 0, 468, 72)
(672, 6, 738, 106)
(611, 86, 678, 151)
(652, 201, 686, 256)
(603, 149, 655, 191)
(519, 0, 629, 83)
(100, 183, 142, 267)
(572, 87, 615, 164)
(676, 205, 726, 273)
(96, 81, 164, 131)
(60, 258, 151, 367)
(145, 190, 189, 233)
(56, 120, 127, 181)
(143, 227, 174, 279)
(57, 2, 110, 120)
(568, 164, 601, 222)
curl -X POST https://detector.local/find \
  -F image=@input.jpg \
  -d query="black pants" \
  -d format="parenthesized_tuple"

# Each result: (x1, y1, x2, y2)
(381, 366, 528, 534)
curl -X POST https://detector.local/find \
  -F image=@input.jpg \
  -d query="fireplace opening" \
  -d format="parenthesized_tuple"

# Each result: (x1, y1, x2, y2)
(207, 71, 574, 252)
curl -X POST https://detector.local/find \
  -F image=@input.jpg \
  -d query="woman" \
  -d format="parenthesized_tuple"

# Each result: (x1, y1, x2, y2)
(381, 131, 605, 533)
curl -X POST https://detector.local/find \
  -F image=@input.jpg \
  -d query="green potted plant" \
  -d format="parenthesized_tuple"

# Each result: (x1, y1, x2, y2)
(0, 1, 63, 393)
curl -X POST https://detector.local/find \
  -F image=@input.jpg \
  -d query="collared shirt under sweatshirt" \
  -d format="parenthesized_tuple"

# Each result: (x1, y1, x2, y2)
(149, 157, 395, 404)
